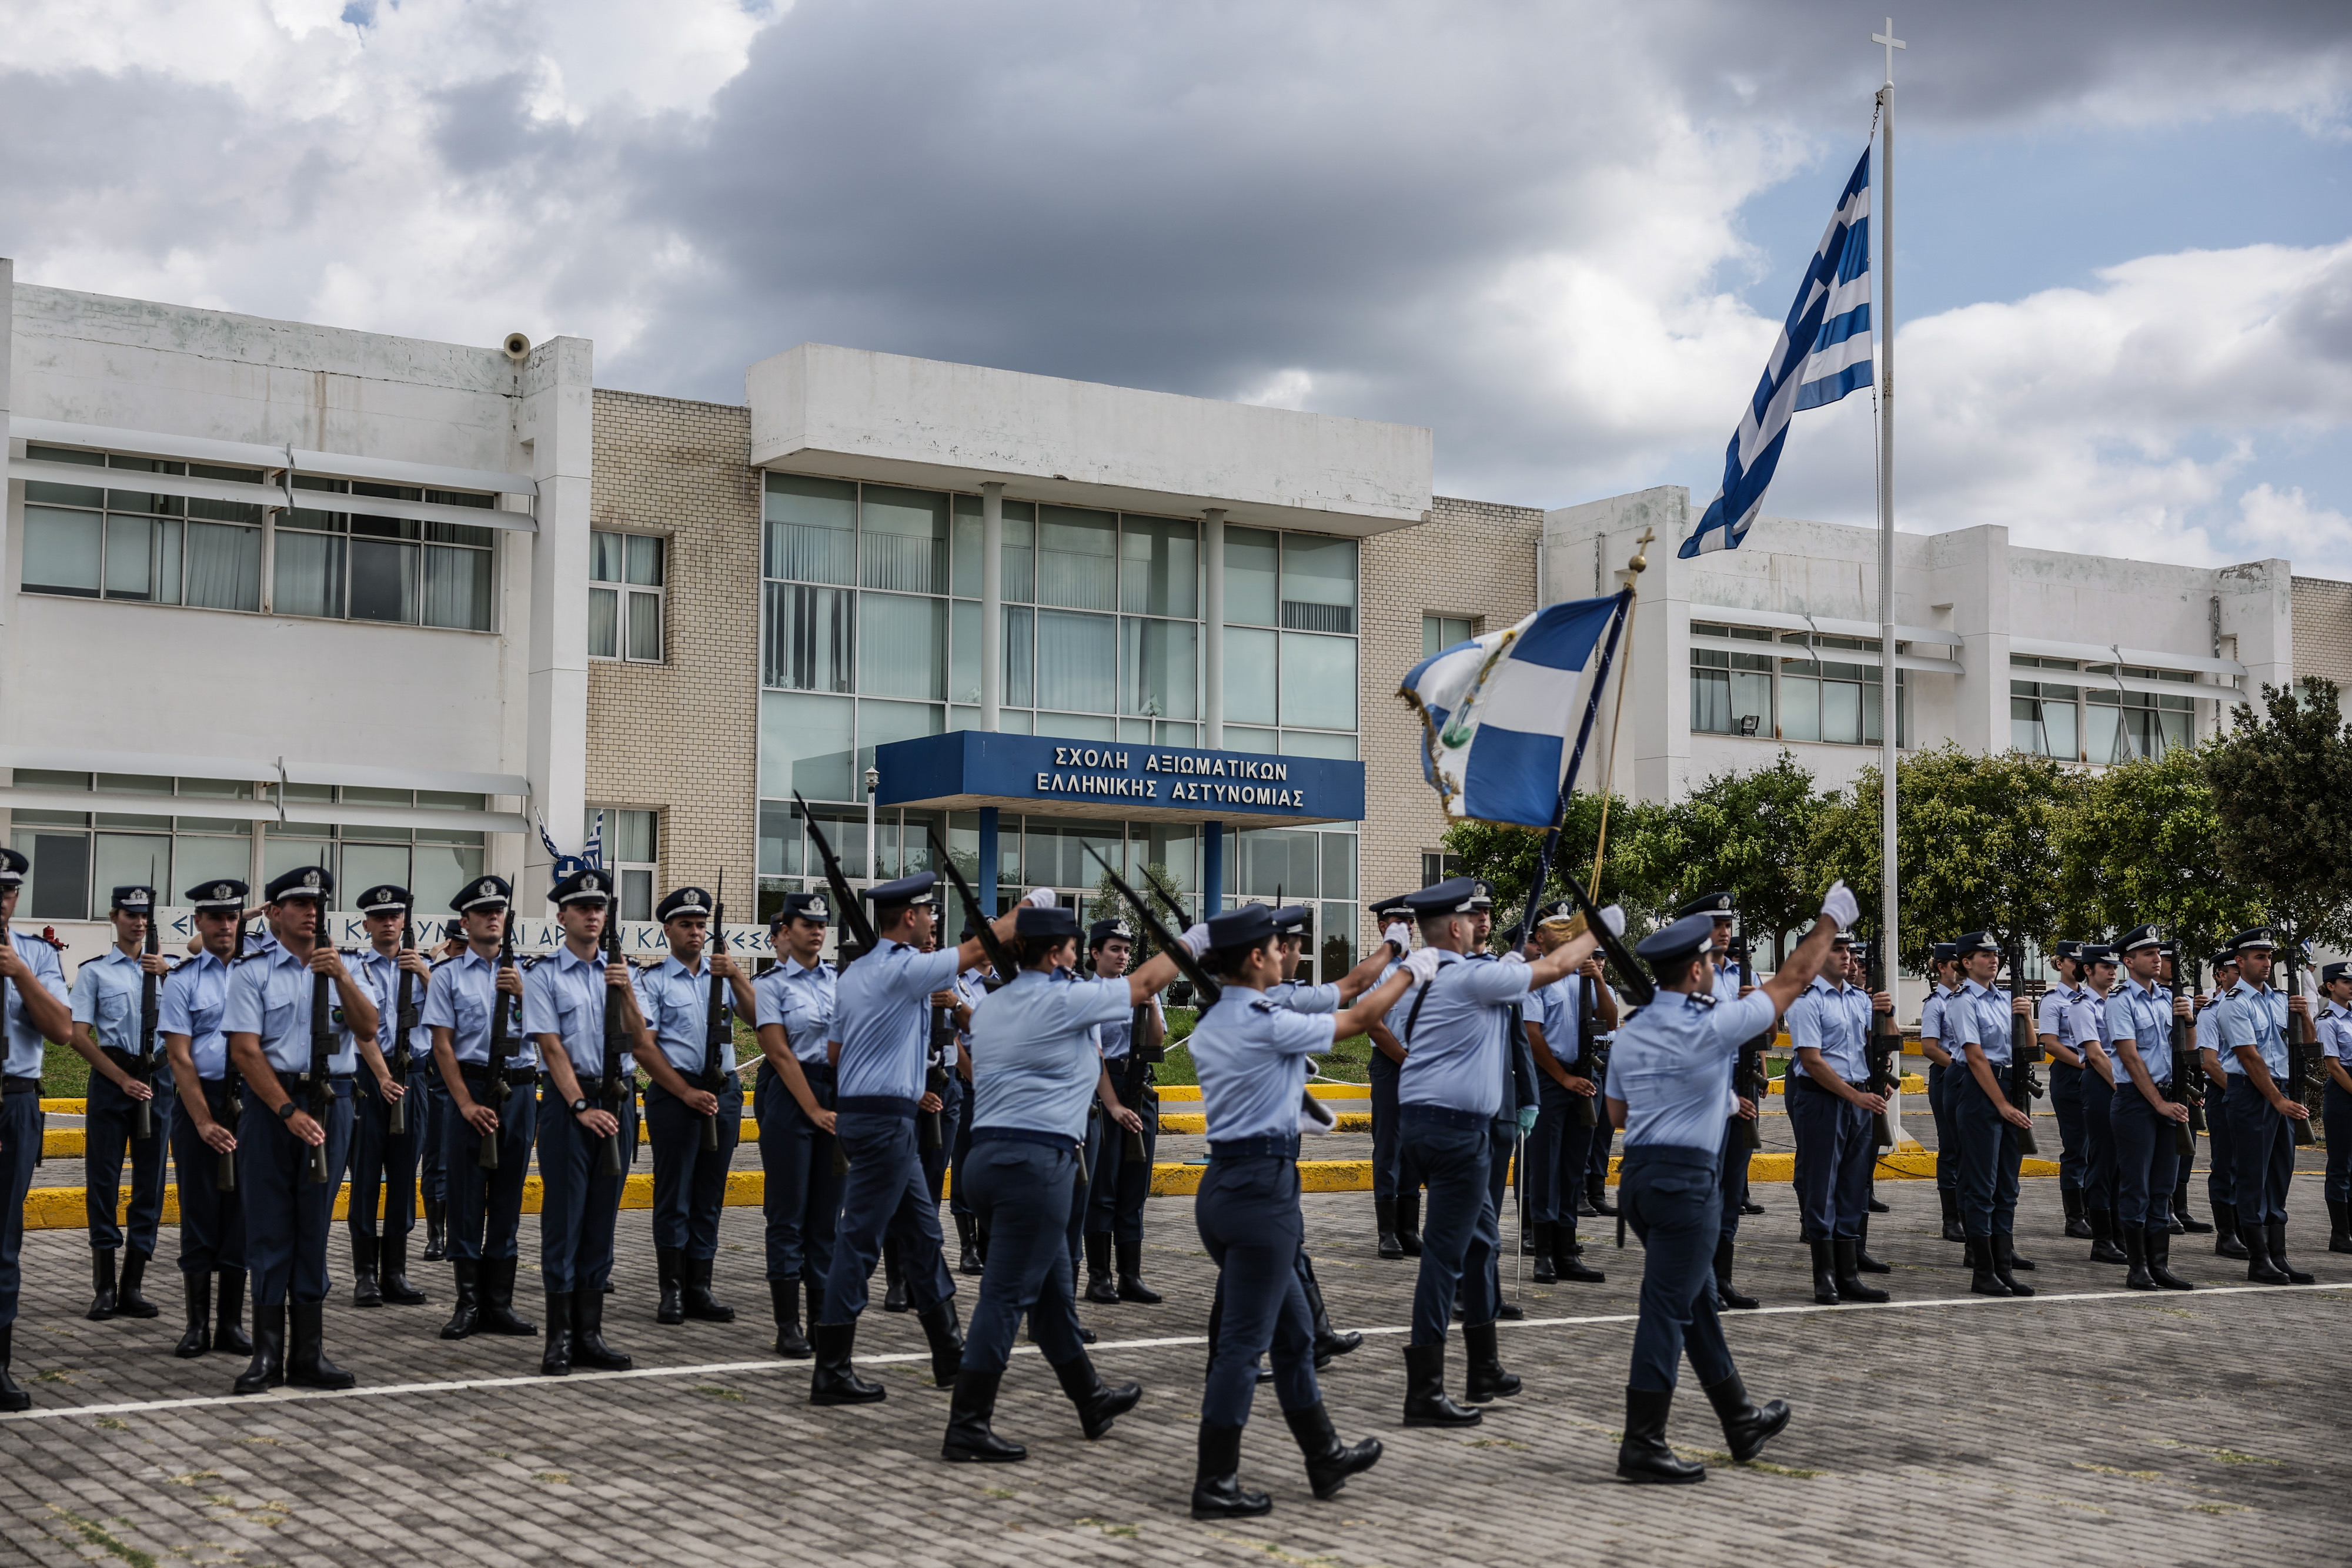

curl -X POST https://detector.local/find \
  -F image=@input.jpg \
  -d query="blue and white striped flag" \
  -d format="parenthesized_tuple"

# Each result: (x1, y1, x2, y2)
(1680, 148, 1875, 559)
(583, 810, 606, 870)
(1400, 593, 1625, 828)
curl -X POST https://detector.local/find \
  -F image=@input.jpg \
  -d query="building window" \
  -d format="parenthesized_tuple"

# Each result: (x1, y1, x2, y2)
(589, 808, 659, 921)
(1421, 851, 1463, 885)
(2011, 656, 2197, 763)
(1690, 623, 1905, 747)
(1422, 615, 1475, 657)
(589, 530, 664, 661)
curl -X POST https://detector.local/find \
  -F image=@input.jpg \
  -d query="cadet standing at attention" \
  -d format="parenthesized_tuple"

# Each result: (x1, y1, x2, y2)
(2314, 961, 2352, 1253)
(1521, 902, 1611, 1288)
(1364, 893, 1420, 1260)
(943, 936, 990, 1275)
(2039, 941, 2094, 1241)
(160, 879, 255, 1359)
(1080, 917, 1168, 1306)
(523, 868, 644, 1375)
(2100, 925, 2195, 1289)
(1, 848, 74, 1409)
(348, 884, 430, 1309)
(1952, 931, 2040, 1297)
(1917, 942, 1965, 1244)
(634, 886, 757, 1326)
(1784, 931, 1893, 1305)
(753, 890, 841, 1359)
(2213, 929, 2315, 1283)
(68, 884, 174, 1322)
(1685, 894, 1762, 1233)
(222, 867, 382, 1394)
(2069, 945, 2126, 1265)
(2196, 950, 2248, 1259)
(425, 875, 538, 1340)
(1606, 884, 1848, 1484)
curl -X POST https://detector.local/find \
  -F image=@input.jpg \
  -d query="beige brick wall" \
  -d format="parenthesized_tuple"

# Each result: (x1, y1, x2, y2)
(1356, 495, 1542, 934)
(2292, 576, 2352, 694)
(586, 389, 761, 904)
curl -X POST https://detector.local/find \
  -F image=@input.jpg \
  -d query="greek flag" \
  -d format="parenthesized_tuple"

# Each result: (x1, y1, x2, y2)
(1680, 148, 1875, 559)
(1400, 593, 1625, 828)
(583, 810, 606, 870)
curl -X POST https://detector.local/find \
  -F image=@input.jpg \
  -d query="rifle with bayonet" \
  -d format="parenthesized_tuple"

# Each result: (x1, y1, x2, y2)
(599, 899, 634, 1177)
(2160, 941, 2197, 1158)
(2180, 950, 2208, 1135)
(387, 905, 418, 1137)
(699, 874, 733, 1152)
(925, 975, 956, 1156)
(795, 793, 881, 967)
(2004, 928, 2042, 1157)
(306, 903, 337, 1184)
(477, 906, 517, 1171)
(135, 888, 162, 1141)
(1862, 937, 1901, 1152)
(2281, 940, 2318, 1147)
(928, 830, 1020, 1156)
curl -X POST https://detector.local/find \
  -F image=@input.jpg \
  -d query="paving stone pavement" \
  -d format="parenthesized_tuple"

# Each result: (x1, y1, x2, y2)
(3, 1169, 2346, 1568)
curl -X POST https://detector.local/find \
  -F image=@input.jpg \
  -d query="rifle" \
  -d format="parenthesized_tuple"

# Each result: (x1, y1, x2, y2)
(2281, 941, 2318, 1148)
(477, 905, 516, 1171)
(2180, 951, 2208, 1135)
(219, 916, 245, 1191)
(2003, 930, 2042, 1158)
(924, 982, 955, 1156)
(795, 793, 881, 967)
(2160, 941, 2196, 1158)
(1087, 847, 1218, 1012)
(928, 830, 1021, 1156)
(599, 900, 633, 1177)
(387, 905, 417, 1138)
(700, 873, 732, 1153)
(305, 903, 336, 1184)
(1728, 926, 1767, 1148)
(1862, 938, 1901, 1152)
(135, 888, 161, 1141)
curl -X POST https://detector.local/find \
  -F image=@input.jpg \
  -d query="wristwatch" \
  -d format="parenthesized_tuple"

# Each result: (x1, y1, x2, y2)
(570, 1097, 593, 1115)
(276, 1099, 299, 1121)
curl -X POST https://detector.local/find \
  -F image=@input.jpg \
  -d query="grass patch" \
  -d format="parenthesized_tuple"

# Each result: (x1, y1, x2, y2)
(42, 1041, 90, 1097)
(1154, 1008, 1374, 1086)
(690, 1385, 743, 1402)
(51, 1509, 155, 1568)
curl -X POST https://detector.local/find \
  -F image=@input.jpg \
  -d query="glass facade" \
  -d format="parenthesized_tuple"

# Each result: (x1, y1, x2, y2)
(1690, 622, 1907, 747)
(2013, 655, 2196, 763)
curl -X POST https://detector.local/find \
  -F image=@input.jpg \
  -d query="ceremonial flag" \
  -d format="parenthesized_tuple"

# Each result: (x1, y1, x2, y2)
(1401, 592, 1626, 828)
(583, 810, 606, 870)
(1680, 148, 1875, 558)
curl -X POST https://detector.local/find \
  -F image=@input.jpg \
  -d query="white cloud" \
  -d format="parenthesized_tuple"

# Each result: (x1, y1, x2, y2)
(1238, 369, 1314, 410)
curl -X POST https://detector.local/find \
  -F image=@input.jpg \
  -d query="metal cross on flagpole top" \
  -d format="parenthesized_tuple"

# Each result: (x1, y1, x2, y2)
(1875, 18, 1906, 1144)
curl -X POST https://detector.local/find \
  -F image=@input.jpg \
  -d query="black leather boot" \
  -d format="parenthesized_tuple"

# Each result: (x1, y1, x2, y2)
(573, 1288, 632, 1370)
(351, 1233, 382, 1308)
(1713, 1237, 1755, 1309)
(810, 1320, 887, 1405)
(2213, 1201, 2250, 1258)
(116, 1249, 159, 1319)
(1081, 1232, 1117, 1303)
(2122, 1228, 2156, 1290)
(1462, 1319, 1520, 1402)
(2244, 1218, 2290, 1283)
(1853, 1220, 1890, 1275)
(1939, 1188, 1966, 1243)
(918, 1299, 965, 1386)
(1808, 1239, 1840, 1305)
(1395, 1191, 1424, 1256)
(1401, 1340, 1481, 1427)
(1190, 1422, 1271, 1519)
(1701, 1372, 1791, 1462)
(215, 1270, 252, 1356)
(655, 1247, 686, 1323)
(1284, 1400, 1381, 1500)
(88, 1249, 119, 1321)
(1376, 1197, 1402, 1259)
(1586, 1177, 1617, 1217)
(1555, 1220, 1605, 1282)
(1966, 1236, 2010, 1297)
(422, 1196, 447, 1262)
(439, 1259, 481, 1339)
(881, 1238, 909, 1312)
(1616, 1386, 1703, 1484)
(2330, 1198, 2352, 1255)
(2147, 1229, 2194, 1290)
(682, 1255, 734, 1322)
(379, 1233, 427, 1305)
(1051, 1352, 1141, 1439)
(1299, 1255, 1359, 1365)
(478, 1258, 537, 1336)
(771, 1279, 811, 1358)
(540, 1292, 575, 1375)
(1529, 1220, 1558, 1284)
(233, 1303, 285, 1395)
(954, 1213, 983, 1276)
(1114, 1238, 1162, 1303)
(1833, 1239, 1889, 1303)
(175, 1271, 212, 1358)
(1992, 1235, 2035, 1296)
(2062, 1186, 2091, 1239)
(2266, 1221, 2314, 1285)
(287, 1302, 354, 1390)
(2176, 1179, 2212, 1232)
(0, 1325, 28, 1412)
(2087, 1206, 2129, 1263)
(941, 1369, 1026, 1461)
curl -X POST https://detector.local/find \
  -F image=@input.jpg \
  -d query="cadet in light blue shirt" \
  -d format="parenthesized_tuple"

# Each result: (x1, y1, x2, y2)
(2316, 963, 2352, 1232)
(1783, 940, 1894, 1304)
(160, 877, 255, 1354)
(753, 890, 842, 1358)
(1949, 932, 2039, 1296)
(2070, 947, 2127, 1261)
(2100, 927, 2193, 1284)
(2211, 929, 2313, 1276)
(0, 849, 72, 1405)
(1917, 943, 1966, 1239)
(1520, 905, 1613, 1290)
(1082, 917, 1169, 1306)
(345, 884, 433, 1313)
(69, 884, 178, 1315)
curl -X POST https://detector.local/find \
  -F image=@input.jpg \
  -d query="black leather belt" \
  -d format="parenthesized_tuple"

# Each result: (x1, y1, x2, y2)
(462, 1067, 539, 1089)
(837, 1095, 918, 1118)
(971, 1126, 1079, 1152)
(1400, 1103, 1489, 1130)
(2, 1076, 39, 1096)
(1207, 1134, 1301, 1160)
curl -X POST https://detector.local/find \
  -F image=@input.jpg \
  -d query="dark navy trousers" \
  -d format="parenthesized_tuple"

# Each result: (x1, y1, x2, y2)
(2081, 1069, 2118, 1213)
(947, 1071, 976, 1222)
(1956, 1066, 2023, 1238)
(169, 1079, 245, 1276)
(644, 1073, 741, 1258)
(1525, 1077, 1595, 1226)
(1398, 1109, 1499, 1342)
(2324, 1079, 2352, 1206)
(0, 1088, 39, 1328)
(2204, 1069, 2237, 1209)
(1927, 1063, 1959, 1194)
(2224, 1074, 2293, 1225)
(1368, 1048, 1405, 1201)
(2110, 1087, 2180, 1231)
(238, 1078, 354, 1308)
(1788, 1079, 1872, 1241)
(1087, 1068, 1157, 1244)
(84, 1064, 173, 1255)
(756, 1062, 838, 1286)
(1716, 1116, 1751, 1248)
(1584, 1059, 1616, 1191)
(960, 1136, 1088, 1375)
(2049, 1061, 2087, 1195)
(1621, 1144, 1736, 1393)
(818, 1106, 956, 1323)
(1194, 1153, 1318, 1427)
(417, 1074, 449, 1205)
(345, 1076, 421, 1239)
(1064, 1102, 1104, 1269)
(536, 1083, 630, 1293)
(440, 1078, 536, 1262)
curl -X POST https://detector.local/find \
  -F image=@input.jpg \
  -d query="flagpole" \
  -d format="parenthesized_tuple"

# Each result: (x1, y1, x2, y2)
(1874, 19, 1905, 1142)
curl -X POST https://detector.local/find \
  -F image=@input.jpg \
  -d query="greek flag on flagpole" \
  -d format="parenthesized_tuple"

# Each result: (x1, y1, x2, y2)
(1400, 593, 1625, 828)
(1679, 148, 1875, 559)
(583, 810, 606, 870)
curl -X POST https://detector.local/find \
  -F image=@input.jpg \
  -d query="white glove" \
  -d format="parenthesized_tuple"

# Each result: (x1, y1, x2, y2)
(1021, 887, 1056, 908)
(1822, 880, 1859, 930)
(1599, 904, 1626, 937)
(1500, 950, 1527, 965)
(1297, 1090, 1337, 1135)
(1382, 921, 1412, 952)
(1403, 946, 1445, 982)
(1180, 922, 1211, 957)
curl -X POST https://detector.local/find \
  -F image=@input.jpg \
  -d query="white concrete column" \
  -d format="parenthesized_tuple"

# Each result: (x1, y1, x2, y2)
(521, 335, 595, 912)
(1203, 508, 1226, 749)
(1949, 525, 2011, 757)
(981, 482, 1004, 730)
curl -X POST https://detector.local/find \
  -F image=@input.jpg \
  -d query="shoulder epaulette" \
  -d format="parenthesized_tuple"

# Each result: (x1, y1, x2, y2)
(1249, 997, 1275, 1013)
(430, 954, 463, 970)
(519, 954, 546, 971)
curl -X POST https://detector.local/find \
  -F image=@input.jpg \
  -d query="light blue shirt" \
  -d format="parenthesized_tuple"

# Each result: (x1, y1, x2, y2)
(1265, 979, 1339, 1017)
(71, 945, 156, 1059)
(2214, 979, 2287, 1078)
(2317, 999, 2352, 1065)
(3, 930, 68, 1076)
(1710, 958, 1748, 1007)
(1396, 951, 1534, 1119)
(1955, 979, 2016, 1067)
(354, 945, 433, 1063)
(1786, 975, 1872, 1082)
(420, 945, 536, 1069)
(1919, 985, 1949, 1049)
(1612, 988, 1776, 1152)
(754, 957, 836, 1066)
(633, 953, 734, 1076)
(522, 944, 627, 1075)
(970, 968, 1132, 1138)
(1189, 987, 1337, 1142)
(2103, 975, 2174, 1086)
(831, 938, 961, 1102)
(159, 946, 236, 1080)
(222, 944, 365, 1075)
(1093, 993, 1165, 1061)
(1533, 974, 1609, 1066)
(2037, 986, 2077, 1048)
(2070, 988, 2112, 1072)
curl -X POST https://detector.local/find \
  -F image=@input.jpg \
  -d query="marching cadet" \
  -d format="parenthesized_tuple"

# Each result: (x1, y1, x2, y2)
(424, 875, 538, 1339)
(1081, 916, 1167, 1306)
(1521, 902, 1611, 1288)
(523, 868, 643, 1376)
(222, 866, 382, 1394)
(2197, 950, 2248, 1259)
(1392, 878, 1603, 1427)
(2100, 925, 2195, 1289)
(634, 886, 757, 1326)
(1365, 893, 1419, 1259)
(161, 879, 255, 1358)
(1785, 931, 1895, 1305)
(753, 890, 841, 1359)
(1951, 931, 2040, 1297)
(2039, 941, 2094, 1240)
(348, 885, 431, 1309)
(809, 874, 1024, 1406)
(68, 884, 175, 1322)
(884, 930, 967, 1315)
(2158, 945, 2215, 1239)
(1917, 942, 1966, 1243)
(942, 932, 990, 1274)
(1, 847, 74, 1410)
(1185, 903, 1409, 1519)
(1606, 888, 1843, 1484)
(940, 902, 1182, 1463)
(2069, 945, 2127, 1264)
(2316, 961, 2352, 1254)
(2212, 928, 2315, 1283)
(1463, 881, 1539, 1328)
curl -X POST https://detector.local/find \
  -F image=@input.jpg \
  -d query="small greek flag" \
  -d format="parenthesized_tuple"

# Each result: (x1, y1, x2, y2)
(1681, 148, 1875, 559)
(1400, 594, 1625, 828)
(583, 810, 606, 871)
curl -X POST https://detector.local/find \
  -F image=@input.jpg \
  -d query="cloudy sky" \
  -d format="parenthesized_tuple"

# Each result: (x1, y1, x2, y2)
(4, 1, 2350, 572)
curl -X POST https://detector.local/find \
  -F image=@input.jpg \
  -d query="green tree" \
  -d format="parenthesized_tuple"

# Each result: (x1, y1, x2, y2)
(1088, 862, 1178, 965)
(1609, 752, 1824, 963)
(1439, 790, 1670, 947)
(2200, 678, 2352, 951)
(2052, 747, 2263, 957)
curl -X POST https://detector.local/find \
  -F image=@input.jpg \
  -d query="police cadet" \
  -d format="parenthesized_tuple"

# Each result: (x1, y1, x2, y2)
(1186, 902, 1410, 1519)
(1521, 901, 1612, 1289)
(1917, 942, 1966, 1244)
(1607, 885, 1847, 1484)
(1686, 893, 1764, 1225)
(634, 885, 757, 1326)
(753, 890, 840, 1359)
(2196, 950, 2246, 1259)
(348, 884, 432, 1309)
(1951, 930, 2040, 1297)
(1081, 916, 1167, 1306)
(2069, 945, 2127, 1264)
(943, 933, 990, 1274)
(1785, 930, 1895, 1305)
(68, 884, 175, 1322)
(2039, 941, 2094, 1241)
(1, 847, 74, 1410)
(2101, 924, 2196, 1290)
(810, 874, 1024, 1405)
(523, 868, 643, 1376)
(2212, 928, 2316, 1283)
(1391, 877, 1604, 1427)
(941, 902, 1184, 1463)
(424, 874, 538, 1339)
(161, 879, 255, 1358)
(1364, 892, 1419, 1259)
(222, 865, 382, 1393)
(2314, 960, 2352, 1254)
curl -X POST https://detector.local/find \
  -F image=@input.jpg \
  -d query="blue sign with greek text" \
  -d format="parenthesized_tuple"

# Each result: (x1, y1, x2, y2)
(873, 729, 1364, 825)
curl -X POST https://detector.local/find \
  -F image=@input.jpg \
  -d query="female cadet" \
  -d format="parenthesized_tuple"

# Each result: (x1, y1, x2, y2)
(1605, 881, 1850, 1485)
(938, 903, 1179, 1462)
(1916, 942, 1965, 1243)
(2316, 961, 2352, 1254)
(753, 891, 840, 1359)
(1952, 931, 2041, 1296)
(2100, 925, 2194, 1289)
(1187, 903, 1414, 1520)
(2070, 946, 2127, 1264)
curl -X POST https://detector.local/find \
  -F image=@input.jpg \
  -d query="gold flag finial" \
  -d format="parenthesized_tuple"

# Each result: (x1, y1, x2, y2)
(1629, 526, 1655, 575)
